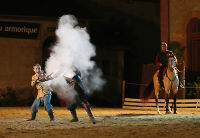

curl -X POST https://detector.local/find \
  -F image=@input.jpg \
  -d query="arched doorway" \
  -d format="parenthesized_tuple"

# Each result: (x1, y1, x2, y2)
(187, 18, 200, 74)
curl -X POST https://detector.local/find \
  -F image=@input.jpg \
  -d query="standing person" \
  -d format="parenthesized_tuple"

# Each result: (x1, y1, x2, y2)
(155, 42, 176, 89)
(27, 64, 54, 121)
(64, 69, 96, 124)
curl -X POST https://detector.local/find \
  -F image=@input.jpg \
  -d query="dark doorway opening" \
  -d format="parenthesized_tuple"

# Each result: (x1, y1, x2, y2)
(187, 18, 200, 74)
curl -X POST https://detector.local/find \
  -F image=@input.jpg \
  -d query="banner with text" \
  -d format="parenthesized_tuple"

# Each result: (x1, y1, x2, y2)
(0, 21, 40, 39)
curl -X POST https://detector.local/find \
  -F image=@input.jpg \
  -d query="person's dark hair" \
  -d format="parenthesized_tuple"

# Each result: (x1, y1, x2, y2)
(161, 42, 167, 47)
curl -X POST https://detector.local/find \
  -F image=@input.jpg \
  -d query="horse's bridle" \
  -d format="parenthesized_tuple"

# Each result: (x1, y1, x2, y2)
(165, 66, 177, 82)
(166, 57, 178, 82)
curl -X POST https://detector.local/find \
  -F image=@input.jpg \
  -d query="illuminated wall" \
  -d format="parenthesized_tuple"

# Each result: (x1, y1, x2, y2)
(0, 16, 56, 103)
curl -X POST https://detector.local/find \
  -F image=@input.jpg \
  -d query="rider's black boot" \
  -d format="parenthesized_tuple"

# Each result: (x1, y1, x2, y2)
(159, 76, 164, 89)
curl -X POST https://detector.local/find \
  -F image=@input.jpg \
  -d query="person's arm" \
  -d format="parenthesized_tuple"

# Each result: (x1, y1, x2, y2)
(31, 75, 38, 87)
(155, 53, 162, 68)
(64, 76, 76, 88)
(64, 76, 74, 83)
(174, 55, 178, 65)
(45, 73, 54, 81)
(169, 51, 178, 65)
(38, 73, 54, 82)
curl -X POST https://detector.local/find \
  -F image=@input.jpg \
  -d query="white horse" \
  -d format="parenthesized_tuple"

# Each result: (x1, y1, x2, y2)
(143, 56, 179, 114)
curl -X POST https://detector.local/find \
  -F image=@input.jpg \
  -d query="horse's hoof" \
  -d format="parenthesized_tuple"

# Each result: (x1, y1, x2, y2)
(157, 111, 161, 114)
(174, 111, 178, 114)
(165, 111, 172, 114)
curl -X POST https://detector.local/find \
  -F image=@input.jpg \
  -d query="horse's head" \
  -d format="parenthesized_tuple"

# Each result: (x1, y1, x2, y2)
(168, 56, 177, 70)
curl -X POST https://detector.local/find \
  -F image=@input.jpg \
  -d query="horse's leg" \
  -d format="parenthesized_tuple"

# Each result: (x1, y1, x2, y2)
(165, 92, 172, 114)
(155, 95, 161, 114)
(173, 94, 177, 114)
(156, 97, 161, 114)
(173, 86, 178, 114)
(154, 71, 161, 114)
(154, 88, 161, 114)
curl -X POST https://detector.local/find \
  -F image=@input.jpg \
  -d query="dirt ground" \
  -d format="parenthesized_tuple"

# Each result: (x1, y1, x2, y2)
(0, 107, 200, 138)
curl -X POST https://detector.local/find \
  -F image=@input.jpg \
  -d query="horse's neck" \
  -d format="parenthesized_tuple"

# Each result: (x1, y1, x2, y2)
(166, 67, 177, 78)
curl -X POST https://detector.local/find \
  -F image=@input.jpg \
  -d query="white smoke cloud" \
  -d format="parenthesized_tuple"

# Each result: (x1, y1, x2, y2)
(45, 14, 105, 101)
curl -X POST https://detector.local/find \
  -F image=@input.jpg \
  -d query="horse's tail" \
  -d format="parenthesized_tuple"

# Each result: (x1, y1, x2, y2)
(140, 80, 154, 101)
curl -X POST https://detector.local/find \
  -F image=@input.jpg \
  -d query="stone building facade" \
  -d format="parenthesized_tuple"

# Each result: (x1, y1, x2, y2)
(169, 0, 200, 73)
(160, 0, 200, 98)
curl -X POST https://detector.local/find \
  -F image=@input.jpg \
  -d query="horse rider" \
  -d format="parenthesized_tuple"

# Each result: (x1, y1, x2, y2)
(27, 64, 55, 121)
(64, 69, 96, 124)
(155, 42, 176, 89)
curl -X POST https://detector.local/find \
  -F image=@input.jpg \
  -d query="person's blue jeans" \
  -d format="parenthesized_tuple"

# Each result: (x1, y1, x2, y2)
(31, 94, 53, 113)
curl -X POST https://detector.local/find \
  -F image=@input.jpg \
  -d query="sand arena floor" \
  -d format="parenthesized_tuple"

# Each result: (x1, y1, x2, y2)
(0, 107, 200, 138)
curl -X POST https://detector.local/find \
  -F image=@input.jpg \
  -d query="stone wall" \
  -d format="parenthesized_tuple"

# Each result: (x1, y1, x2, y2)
(170, 0, 200, 66)
(169, 0, 200, 98)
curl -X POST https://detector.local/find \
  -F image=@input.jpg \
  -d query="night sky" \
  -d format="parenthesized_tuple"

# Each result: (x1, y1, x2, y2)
(0, 1, 102, 18)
